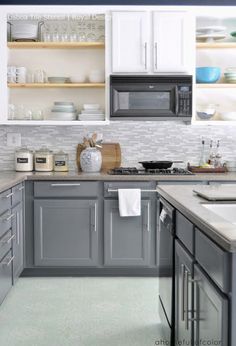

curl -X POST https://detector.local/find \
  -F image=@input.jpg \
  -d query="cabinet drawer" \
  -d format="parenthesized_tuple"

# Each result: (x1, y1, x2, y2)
(12, 183, 24, 206)
(34, 181, 99, 198)
(0, 229, 12, 262)
(195, 229, 230, 293)
(0, 249, 13, 305)
(0, 210, 13, 239)
(0, 189, 12, 215)
(104, 181, 154, 198)
(176, 211, 194, 254)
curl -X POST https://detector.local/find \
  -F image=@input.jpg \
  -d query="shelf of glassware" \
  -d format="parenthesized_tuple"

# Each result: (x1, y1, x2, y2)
(7, 42, 105, 49)
(0, 120, 110, 126)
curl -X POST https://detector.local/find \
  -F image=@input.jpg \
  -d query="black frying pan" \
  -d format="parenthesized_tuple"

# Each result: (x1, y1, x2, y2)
(139, 161, 183, 169)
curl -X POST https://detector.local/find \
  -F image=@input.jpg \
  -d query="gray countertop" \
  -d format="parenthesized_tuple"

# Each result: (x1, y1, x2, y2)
(156, 184, 236, 252)
(1, 170, 236, 194)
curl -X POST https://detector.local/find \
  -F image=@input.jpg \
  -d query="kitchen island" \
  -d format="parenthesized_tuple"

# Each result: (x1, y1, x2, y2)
(156, 184, 236, 346)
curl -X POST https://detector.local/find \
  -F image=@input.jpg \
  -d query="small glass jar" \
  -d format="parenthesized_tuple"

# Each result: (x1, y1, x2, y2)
(35, 147, 53, 172)
(54, 151, 69, 172)
(15, 147, 34, 172)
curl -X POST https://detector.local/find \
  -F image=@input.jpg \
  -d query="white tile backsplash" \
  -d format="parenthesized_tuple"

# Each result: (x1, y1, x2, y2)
(0, 121, 236, 171)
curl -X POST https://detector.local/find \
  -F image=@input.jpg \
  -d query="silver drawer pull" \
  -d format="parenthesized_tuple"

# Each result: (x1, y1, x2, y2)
(51, 183, 81, 187)
(0, 234, 15, 244)
(4, 192, 14, 199)
(4, 213, 15, 222)
(1, 255, 14, 266)
(18, 186, 24, 191)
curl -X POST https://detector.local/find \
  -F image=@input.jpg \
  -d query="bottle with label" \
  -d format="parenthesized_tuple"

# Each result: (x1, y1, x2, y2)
(207, 140, 215, 166)
(34, 147, 53, 172)
(214, 140, 222, 168)
(54, 151, 69, 172)
(199, 139, 206, 167)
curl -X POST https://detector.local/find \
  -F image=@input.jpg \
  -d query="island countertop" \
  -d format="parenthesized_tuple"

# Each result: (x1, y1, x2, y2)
(156, 184, 236, 252)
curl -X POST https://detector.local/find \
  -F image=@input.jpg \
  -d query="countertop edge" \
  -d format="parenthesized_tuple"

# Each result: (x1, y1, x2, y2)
(156, 186, 236, 252)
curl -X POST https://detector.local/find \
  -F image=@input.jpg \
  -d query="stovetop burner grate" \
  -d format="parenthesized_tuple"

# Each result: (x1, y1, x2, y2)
(108, 167, 194, 175)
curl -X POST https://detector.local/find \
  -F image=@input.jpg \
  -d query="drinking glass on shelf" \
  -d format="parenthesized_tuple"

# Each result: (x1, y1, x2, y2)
(32, 108, 44, 120)
(8, 104, 16, 120)
(34, 70, 47, 83)
(78, 32, 86, 42)
(86, 33, 96, 42)
(27, 70, 34, 83)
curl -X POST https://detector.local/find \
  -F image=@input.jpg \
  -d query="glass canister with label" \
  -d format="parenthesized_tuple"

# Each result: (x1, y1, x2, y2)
(15, 147, 34, 172)
(35, 147, 54, 172)
(54, 151, 69, 172)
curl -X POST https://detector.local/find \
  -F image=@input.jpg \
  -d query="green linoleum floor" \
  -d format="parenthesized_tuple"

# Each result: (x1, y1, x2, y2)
(0, 277, 163, 346)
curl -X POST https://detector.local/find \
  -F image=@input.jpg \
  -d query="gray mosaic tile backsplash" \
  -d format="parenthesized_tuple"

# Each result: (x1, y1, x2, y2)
(0, 121, 235, 171)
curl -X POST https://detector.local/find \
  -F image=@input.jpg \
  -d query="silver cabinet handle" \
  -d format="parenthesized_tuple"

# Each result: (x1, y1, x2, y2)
(155, 42, 157, 70)
(0, 234, 15, 244)
(181, 264, 185, 322)
(93, 203, 97, 232)
(5, 192, 14, 198)
(144, 42, 148, 70)
(0, 213, 15, 222)
(18, 186, 24, 191)
(50, 183, 81, 187)
(185, 269, 189, 330)
(146, 203, 150, 232)
(1, 255, 14, 266)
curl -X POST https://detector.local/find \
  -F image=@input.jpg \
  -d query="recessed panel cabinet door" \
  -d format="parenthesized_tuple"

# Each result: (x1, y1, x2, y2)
(153, 11, 194, 73)
(112, 11, 149, 73)
(12, 202, 24, 281)
(104, 199, 151, 266)
(193, 264, 228, 346)
(34, 200, 98, 266)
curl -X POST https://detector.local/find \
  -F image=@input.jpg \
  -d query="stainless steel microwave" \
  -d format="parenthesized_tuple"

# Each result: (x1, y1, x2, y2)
(110, 75, 192, 120)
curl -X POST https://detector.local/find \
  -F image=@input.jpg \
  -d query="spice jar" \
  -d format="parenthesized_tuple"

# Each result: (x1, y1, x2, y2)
(15, 147, 34, 172)
(54, 151, 69, 172)
(35, 147, 53, 172)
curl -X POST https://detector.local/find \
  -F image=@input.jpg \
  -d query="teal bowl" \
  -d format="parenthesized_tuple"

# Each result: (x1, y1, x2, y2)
(196, 67, 221, 83)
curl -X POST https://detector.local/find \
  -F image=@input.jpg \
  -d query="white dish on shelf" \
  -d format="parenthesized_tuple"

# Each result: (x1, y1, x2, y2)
(83, 104, 100, 110)
(81, 109, 103, 114)
(48, 112, 77, 121)
(196, 33, 226, 42)
(196, 26, 226, 34)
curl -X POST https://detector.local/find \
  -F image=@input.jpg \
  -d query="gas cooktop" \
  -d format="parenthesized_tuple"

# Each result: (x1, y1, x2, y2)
(108, 167, 194, 175)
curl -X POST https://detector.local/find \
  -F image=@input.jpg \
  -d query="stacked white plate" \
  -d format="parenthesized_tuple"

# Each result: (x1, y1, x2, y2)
(47, 102, 77, 121)
(196, 26, 226, 42)
(11, 23, 39, 41)
(78, 104, 105, 121)
(224, 68, 236, 83)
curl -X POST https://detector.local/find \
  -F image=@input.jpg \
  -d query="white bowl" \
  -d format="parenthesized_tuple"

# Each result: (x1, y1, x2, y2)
(88, 70, 105, 83)
(219, 112, 236, 121)
(83, 103, 100, 110)
(70, 74, 86, 83)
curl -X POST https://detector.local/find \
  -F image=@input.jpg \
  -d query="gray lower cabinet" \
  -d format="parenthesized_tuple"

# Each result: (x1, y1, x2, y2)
(175, 240, 193, 344)
(193, 264, 228, 346)
(0, 249, 13, 305)
(12, 202, 24, 281)
(104, 199, 151, 266)
(34, 199, 98, 266)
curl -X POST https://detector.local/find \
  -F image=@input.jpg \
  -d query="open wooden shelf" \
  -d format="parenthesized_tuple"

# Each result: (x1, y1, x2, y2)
(7, 41, 105, 49)
(8, 83, 105, 88)
(196, 83, 236, 88)
(196, 42, 236, 49)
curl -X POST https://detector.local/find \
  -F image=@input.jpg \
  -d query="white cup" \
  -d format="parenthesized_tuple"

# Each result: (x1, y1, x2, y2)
(16, 74, 26, 83)
(16, 67, 27, 74)
(8, 66, 16, 73)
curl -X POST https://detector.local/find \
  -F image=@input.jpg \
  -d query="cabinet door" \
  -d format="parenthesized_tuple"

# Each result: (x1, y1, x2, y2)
(193, 264, 228, 346)
(112, 11, 149, 73)
(104, 199, 151, 266)
(34, 199, 98, 266)
(12, 202, 24, 281)
(153, 11, 194, 73)
(175, 240, 194, 344)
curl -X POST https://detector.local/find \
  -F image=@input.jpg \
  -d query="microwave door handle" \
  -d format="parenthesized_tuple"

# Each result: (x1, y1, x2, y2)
(175, 87, 179, 115)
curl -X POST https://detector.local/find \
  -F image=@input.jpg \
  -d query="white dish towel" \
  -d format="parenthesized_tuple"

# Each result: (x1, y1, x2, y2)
(118, 189, 141, 217)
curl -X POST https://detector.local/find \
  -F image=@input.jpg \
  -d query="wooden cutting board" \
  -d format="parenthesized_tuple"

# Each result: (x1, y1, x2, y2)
(77, 143, 121, 171)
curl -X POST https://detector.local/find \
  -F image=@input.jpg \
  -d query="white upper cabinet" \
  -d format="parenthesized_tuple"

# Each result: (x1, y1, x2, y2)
(112, 12, 149, 73)
(153, 11, 194, 73)
(111, 10, 194, 74)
